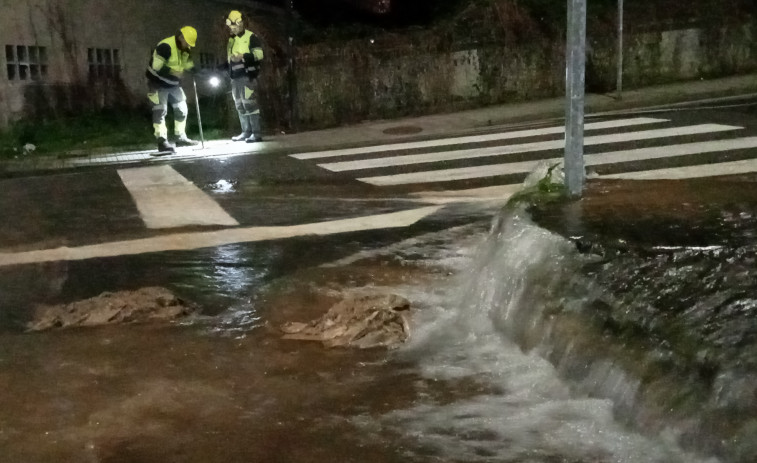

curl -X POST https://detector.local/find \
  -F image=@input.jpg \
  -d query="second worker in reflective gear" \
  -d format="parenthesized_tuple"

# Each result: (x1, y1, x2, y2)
(145, 26, 200, 153)
(226, 10, 264, 143)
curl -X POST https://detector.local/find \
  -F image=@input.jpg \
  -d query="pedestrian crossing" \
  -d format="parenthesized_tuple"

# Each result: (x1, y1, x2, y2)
(289, 116, 757, 188)
(361, 136, 757, 186)
(3, 114, 757, 266)
(605, 158, 757, 180)
(291, 117, 667, 160)
(118, 165, 239, 228)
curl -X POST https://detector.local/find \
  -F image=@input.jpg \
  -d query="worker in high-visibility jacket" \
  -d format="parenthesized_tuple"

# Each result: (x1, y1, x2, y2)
(226, 10, 264, 143)
(145, 26, 200, 153)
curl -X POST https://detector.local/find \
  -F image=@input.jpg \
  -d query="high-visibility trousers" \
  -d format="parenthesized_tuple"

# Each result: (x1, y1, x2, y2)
(147, 84, 189, 139)
(231, 76, 260, 136)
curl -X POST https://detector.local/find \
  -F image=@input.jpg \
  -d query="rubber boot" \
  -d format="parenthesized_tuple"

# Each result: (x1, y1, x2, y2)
(157, 137, 176, 154)
(247, 113, 261, 141)
(232, 132, 251, 141)
(175, 134, 199, 147)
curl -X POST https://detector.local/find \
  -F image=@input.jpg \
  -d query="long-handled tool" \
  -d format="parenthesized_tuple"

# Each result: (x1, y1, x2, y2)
(192, 77, 205, 149)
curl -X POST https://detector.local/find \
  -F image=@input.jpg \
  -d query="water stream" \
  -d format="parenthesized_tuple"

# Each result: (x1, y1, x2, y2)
(368, 207, 716, 462)
(1, 188, 753, 461)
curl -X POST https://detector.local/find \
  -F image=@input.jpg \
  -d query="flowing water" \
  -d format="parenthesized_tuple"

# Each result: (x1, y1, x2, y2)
(369, 209, 716, 463)
(1, 187, 751, 462)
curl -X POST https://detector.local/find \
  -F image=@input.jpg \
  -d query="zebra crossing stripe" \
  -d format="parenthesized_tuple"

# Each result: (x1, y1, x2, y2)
(291, 117, 668, 160)
(323, 124, 742, 172)
(408, 184, 525, 204)
(118, 165, 240, 229)
(358, 136, 757, 186)
(603, 158, 757, 180)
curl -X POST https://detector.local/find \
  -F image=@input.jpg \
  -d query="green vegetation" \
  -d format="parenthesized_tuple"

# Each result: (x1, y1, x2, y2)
(0, 109, 152, 159)
(507, 162, 567, 208)
(0, 97, 230, 159)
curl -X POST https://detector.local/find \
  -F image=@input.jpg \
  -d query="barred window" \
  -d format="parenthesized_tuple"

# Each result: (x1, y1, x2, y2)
(199, 52, 217, 70)
(88, 48, 121, 79)
(5, 45, 48, 81)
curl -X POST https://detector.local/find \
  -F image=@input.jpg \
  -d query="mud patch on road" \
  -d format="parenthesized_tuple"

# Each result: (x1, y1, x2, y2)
(281, 291, 411, 349)
(27, 286, 197, 331)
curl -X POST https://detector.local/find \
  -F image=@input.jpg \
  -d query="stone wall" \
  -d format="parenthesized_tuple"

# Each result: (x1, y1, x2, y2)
(290, 37, 563, 129)
(289, 20, 757, 130)
(589, 23, 757, 87)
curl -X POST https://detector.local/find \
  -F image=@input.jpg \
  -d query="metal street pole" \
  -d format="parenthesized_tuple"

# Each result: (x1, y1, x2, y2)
(192, 77, 205, 149)
(616, 0, 624, 99)
(287, 0, 299, 133)
(564, 0, 587, 197)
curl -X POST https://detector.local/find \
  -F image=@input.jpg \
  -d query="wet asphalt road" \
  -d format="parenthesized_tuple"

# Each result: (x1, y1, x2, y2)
(2, 97, 757, 325)
(2, 98, 757, 463)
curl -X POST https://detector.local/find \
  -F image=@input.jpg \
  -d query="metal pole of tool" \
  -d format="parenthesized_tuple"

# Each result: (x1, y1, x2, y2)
(192, 77, 205, 149)
(564, 0, 587, 197)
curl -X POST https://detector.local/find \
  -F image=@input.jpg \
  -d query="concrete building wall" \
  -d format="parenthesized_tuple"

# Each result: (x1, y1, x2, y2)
(0, 0, 264, 128)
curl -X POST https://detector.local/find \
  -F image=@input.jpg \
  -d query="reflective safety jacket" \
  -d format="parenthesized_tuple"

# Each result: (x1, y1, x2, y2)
(145, 35, 194, 87)
(227, 30, 263, 79)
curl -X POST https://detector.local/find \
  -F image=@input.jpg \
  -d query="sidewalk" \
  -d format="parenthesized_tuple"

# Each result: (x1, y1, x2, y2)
(2, 73, 757, 175)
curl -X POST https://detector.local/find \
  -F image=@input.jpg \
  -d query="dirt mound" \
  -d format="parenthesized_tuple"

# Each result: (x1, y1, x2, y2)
(281, 292, 411, 349)
(27, 287, 197, 332)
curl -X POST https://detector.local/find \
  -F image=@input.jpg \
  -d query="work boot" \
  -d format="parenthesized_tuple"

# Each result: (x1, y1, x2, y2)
(175, 134, 199, 147)
(232, 132, 251, 142)
(156, 137, 176, 154)
(245, 134, 263, 143)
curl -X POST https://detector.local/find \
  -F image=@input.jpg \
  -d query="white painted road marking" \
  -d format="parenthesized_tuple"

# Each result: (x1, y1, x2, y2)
(118, 165, 239, 229)
(603, 158, 757, 180)
(359, 136, 757, 186)
(291, 117, 668, 160)
(322, 124, 742, 172)
(407, 184, 524, 204)
(0, 206, 442, 267)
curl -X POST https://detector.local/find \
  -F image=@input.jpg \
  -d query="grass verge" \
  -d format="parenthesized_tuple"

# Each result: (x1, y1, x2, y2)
(0, 98, 231, 160)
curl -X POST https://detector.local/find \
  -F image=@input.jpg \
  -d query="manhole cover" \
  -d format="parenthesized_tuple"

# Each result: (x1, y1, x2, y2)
(383, 125, 423, 135)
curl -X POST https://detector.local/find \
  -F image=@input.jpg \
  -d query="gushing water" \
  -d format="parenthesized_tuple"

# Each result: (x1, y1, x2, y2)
(366, 206, 718, 463)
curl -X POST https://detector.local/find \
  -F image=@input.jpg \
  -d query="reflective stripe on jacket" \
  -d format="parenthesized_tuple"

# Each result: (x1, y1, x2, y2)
(227, 30, 263, 79)
(146, 36, 194, 87)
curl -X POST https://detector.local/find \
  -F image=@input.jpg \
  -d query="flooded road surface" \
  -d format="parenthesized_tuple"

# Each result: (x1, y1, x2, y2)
(0, 195, 716, 463)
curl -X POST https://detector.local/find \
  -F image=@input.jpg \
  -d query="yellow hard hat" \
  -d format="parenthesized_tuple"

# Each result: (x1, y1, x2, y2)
(227, 10, 243, 26)
(180, 26, 197, 48)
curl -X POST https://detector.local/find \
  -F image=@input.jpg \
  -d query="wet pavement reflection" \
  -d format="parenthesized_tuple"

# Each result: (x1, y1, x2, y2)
(3, 176, 756, 462)
(0, 230, 477, 462)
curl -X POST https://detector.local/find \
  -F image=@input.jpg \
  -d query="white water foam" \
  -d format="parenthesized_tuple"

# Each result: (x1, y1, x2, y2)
(344, 208, 719, 462)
